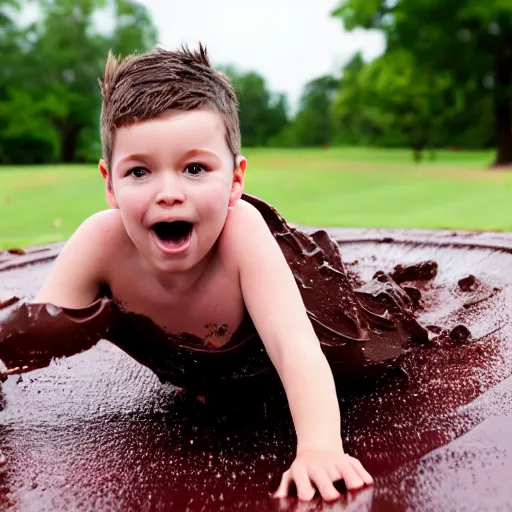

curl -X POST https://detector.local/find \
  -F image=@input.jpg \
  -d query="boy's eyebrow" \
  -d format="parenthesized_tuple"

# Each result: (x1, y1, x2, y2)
(116, 149, 221, 167)
(182, 148, 221, 163)
(117, 153, 152, 166)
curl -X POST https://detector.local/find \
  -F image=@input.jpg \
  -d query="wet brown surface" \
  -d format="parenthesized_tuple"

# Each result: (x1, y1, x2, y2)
(1, 210, 512, 509)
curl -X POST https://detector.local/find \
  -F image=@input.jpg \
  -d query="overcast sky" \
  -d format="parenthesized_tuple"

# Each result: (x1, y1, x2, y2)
(18, 0, 385, 110)
(140, 0, 385, 109)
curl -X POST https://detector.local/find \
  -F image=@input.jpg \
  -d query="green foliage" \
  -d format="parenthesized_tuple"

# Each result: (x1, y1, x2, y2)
(0, 0, 157, 164)
(332, 0, 512, 165)
(0, 89, 61, 163)
(331, 0, 385, 31)
(109, 0, 158, 56)
(222, 67, 289, 147)
(282, 76, 338, 147)
(331, 52, 380, 146)
(1, 0, 508, 164)
(335, 51, 465, 159)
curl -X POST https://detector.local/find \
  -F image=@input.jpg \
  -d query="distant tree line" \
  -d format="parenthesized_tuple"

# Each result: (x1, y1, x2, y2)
(330, 0, 512, 166)
(1, 0, 510, 166)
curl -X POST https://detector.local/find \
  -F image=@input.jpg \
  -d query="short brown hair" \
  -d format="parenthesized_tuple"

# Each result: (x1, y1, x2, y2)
(98, 44, 241, 169)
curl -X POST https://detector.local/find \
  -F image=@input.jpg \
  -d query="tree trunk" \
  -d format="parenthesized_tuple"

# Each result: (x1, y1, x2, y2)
(59, 122, 81, 163)
(492, 53, 512, 167)
(410, 123, 428, 163)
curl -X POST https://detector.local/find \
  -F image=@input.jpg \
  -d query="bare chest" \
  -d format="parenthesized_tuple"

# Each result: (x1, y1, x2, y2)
(108, 262, 246, 347)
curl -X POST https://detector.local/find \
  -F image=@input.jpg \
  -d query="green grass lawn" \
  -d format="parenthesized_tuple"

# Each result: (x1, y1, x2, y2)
(1, 147, 511, 249)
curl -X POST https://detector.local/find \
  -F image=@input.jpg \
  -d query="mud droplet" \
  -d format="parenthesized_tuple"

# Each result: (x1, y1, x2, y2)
(391, 261, 438, 284)
(403, 286, 422, 308)
(449, 325, 471, 344)
(0, 297, 20, 309)
(7, 248, 25, 256)
(426, 325, 443, 334)
(458, 274, 477, 292)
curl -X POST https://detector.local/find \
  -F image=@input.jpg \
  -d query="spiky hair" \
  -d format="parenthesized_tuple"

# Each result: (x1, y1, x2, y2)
(98, 44, 241, 168)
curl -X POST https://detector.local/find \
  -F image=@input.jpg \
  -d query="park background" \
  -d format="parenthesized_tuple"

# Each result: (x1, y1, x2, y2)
(1, 0, 511, 249)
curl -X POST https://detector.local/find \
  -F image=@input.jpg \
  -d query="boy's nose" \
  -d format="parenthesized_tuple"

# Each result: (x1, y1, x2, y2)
(155, 174, 185, 206)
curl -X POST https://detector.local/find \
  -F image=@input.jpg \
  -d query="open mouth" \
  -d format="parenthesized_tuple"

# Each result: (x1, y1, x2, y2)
(151, 221, 193, 252)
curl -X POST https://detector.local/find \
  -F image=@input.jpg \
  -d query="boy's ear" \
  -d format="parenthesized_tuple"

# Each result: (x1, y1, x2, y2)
(229, 156, 246, 207)
(99, 159, 119, 209)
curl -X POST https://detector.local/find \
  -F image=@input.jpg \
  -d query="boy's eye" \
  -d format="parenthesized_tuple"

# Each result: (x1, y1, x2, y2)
(128, 167, 148, 178)
(185, 163, 206, 176)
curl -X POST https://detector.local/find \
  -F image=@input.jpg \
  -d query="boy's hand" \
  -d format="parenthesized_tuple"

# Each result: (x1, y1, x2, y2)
(273, 449, 373, 502)
(0, 359, 7, 382)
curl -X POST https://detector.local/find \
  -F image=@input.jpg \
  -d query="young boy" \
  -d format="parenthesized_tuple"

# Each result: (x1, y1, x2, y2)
(31, 45, 373, 502)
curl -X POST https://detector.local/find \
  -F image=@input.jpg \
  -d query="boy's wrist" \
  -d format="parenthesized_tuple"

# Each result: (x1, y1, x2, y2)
(296, 437, 344, 454)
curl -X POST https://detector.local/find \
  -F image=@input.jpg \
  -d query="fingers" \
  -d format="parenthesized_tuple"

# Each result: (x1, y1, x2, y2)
(0, 360, 7, 383)
(293, 465, 316, 501)
(273, 470, 292, 499)
(308, 465, 340, 502)
(349, 456, 374, 486)
(324, 464, 342, 484)
(273, 467, 316, 501)
(273, 456, 374, 502)
(336, 459, 365, 490)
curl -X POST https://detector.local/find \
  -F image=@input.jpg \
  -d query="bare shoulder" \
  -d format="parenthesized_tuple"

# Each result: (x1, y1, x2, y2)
(222, 199, 270, 243)
(62, 209, 126, 263)
(72, 208, 125, 247)
(35, 209, 127, 307)
(219, 199, 279, 269)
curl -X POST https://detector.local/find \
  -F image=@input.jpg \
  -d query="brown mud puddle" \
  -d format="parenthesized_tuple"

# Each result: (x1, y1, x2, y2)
(1, 219, 512, 510)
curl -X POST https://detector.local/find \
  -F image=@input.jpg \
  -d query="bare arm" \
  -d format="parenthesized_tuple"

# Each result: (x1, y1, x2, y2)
(35, 210, 118, 307)
(228, 201, 372, 501)
(0, 211, 119, 376)
(235, 207, 342, 449)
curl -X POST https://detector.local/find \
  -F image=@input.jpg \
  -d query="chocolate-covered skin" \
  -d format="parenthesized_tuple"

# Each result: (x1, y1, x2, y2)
(0, 194, 429, 394)
(0, 298, 112, 375)
(1, 198, 512, 510)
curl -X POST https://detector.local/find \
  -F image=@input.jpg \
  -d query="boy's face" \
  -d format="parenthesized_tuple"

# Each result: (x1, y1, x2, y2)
(99, 109, 245, 273)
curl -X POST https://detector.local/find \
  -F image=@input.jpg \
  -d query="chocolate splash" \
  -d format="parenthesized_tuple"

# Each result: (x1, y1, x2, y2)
(0, 194, 430, 394)
(1, 197, 512, 510)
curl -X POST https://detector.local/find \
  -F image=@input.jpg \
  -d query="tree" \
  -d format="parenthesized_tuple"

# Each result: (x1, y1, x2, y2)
(285, 75, 338, 147)
(332, 0, 512, 166)
(109, 0, 157, 57)
(0, 1, 65, 163)
(0, 1, 25, 103)
(334, 50, 464, 160)
(0, 0, 158, 164)
(223, 67, 289, 147)
(331, 52, 383, 146)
